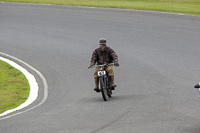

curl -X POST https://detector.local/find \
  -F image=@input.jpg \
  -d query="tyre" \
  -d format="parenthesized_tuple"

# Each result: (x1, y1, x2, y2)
(100, 77, 108, 101)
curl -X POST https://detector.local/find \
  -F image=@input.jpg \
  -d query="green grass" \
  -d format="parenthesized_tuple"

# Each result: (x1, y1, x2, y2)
(2, 0, 200, 15)
(0, 60, 30, 114)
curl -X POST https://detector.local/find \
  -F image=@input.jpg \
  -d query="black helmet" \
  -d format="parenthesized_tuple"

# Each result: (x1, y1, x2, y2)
(99, 38, 106, 45)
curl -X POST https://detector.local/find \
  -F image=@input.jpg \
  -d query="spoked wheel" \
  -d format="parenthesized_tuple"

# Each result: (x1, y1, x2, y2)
(100, 78, 108, 101)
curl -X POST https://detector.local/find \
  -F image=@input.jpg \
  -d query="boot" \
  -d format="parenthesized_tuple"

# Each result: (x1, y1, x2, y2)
(94, 77, 100, 92)
(110, 76, 116, 90)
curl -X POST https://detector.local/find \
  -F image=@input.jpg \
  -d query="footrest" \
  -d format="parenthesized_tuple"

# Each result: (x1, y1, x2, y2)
(195, 84, 200, 88)
(110, 85, 116, 90)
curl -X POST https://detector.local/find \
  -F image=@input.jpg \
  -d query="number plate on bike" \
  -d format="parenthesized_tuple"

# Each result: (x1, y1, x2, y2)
(98, 71, 106, 76)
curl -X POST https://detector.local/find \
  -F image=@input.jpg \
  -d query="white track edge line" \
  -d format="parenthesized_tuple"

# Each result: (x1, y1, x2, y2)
(0, 52, 48, 120)
(1, 1, 200, 17)
(0, 1, 199, 17)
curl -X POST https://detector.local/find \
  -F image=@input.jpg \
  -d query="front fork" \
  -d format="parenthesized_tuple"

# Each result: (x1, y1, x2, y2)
(99, 75, 107, 89)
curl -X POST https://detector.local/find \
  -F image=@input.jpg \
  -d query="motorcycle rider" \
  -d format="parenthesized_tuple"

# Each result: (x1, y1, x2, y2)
(89, 38, 119, 92)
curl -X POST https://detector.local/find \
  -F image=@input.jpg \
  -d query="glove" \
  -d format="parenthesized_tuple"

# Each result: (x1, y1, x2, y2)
(114, 62, 119, 67)
(88, 63, 95, 69)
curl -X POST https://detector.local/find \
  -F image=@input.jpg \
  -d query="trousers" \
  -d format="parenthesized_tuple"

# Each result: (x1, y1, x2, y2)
(94, 65, 114, 77)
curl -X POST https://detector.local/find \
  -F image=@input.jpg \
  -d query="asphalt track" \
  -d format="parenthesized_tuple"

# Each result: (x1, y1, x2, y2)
(1, 2, 200, 133)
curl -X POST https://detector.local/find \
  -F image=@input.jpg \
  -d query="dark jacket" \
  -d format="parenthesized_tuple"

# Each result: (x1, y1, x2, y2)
(90, 46, 118, 65)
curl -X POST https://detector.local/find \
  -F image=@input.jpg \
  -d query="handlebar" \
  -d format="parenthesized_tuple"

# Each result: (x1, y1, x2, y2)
(88, 63, 114, 69)
(96, 63, 114, 67)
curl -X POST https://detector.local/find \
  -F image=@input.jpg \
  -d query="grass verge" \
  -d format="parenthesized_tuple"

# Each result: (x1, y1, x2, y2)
(2, 0, 200, 15)
(0, 60, 30, 114)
